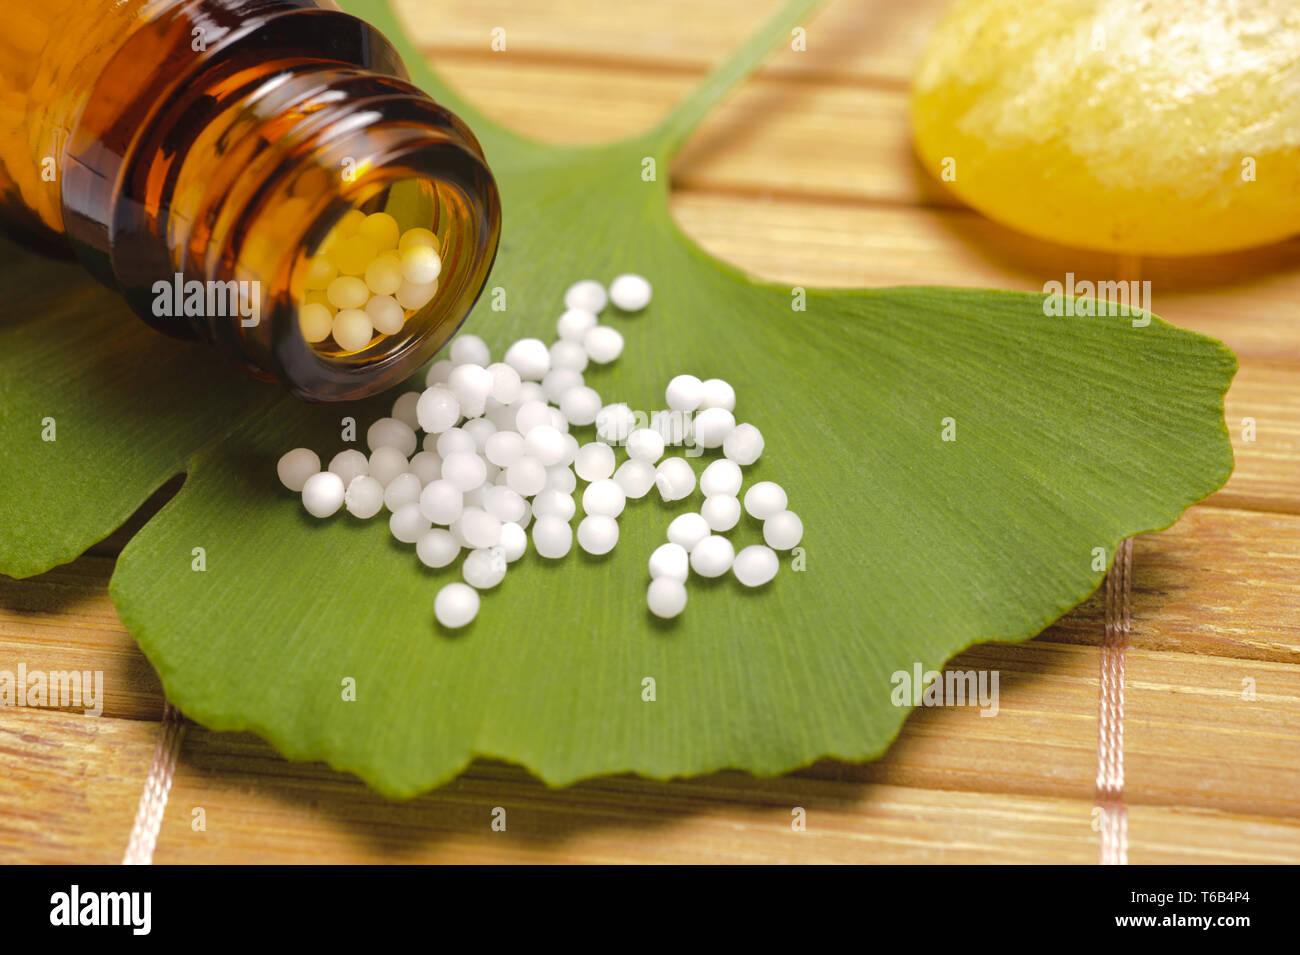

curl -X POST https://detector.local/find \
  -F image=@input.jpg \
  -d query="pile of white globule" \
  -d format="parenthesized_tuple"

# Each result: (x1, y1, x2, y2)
(276, 274, 803, 629)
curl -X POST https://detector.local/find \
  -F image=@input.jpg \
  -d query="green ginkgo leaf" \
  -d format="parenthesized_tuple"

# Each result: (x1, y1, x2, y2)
(2, 0, 1234, 796)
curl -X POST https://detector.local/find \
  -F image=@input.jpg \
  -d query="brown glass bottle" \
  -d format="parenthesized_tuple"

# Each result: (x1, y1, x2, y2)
(0, 0, 501, 400)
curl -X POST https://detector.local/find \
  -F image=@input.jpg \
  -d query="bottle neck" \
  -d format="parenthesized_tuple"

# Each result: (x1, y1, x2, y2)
(60, 1, 500, 400)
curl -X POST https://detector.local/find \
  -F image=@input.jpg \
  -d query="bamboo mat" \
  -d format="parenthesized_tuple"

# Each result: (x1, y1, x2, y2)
(2, 0, 1298, 864)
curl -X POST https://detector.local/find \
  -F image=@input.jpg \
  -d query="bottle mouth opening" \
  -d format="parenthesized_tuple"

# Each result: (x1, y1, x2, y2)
(232, 119, 501, 401)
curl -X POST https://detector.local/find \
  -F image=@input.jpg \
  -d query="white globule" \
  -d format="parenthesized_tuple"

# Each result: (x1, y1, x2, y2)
(416, 528, 460, 568)
(383, 472, 423, 512)
(462, 547, 506, 589)
(582, 479, 626, 518)
(434, 582, 479, 629)
(514, 399, 553, 435)
(698, 378, 736, 412)
(416, 386, 460, 434)
(561, 433, 581, 466)
(344, 475, 385, 519)
(733, 545, 779, 587)
(484, 430, 525, 468)
(441, 451, 487, 492)
(389, 391, 421, 430)
(277, 448, 321, 492)
(461, 417, 497, 453)
(419, 479, 463, 525)
(542, 367, 583, 403)
(699, 459, 742, 498)
(484, 485, 526, 524)
(626, 428, 665, 463)
(608, 273, 652, 312)
(524, 424, 567, 466)
(518, 381, 546, 405)
(328, 448, 369, 488)
(544, 465, 577, 495)
(548, 340, 589, 372)
(450, 334, 490, 367)
(667, 512, 711, 553)
(595, 403, 636, 444)
(407, 450, 442, 485)
(486, 362, 522, 404)
(556, 308, 597, 342)
(646, 578, 687, 619)
(389, 502, 430, 543)
(532, 490, 576, 521)
(435, 428, 475, 458)
(301, 471, 344, 517)
(577, 516, 619, 555)
(574, 442, 616, 482)
(367, 446, 410, 487)
(559, 386, 602, 426)
(504, 338, 551, 380)
(689, 535, 735, 578)
(548, 406, 570, 435)
(722, 423, 764, 466)
(448, 363, 493, 418)
(498, 522, 528, 562)
(582, 325, 624, 364)
(457, 507, 502, 549)
(532, 516, 573, 559)
(648, 542, 689, 582)
(692, 407, 735, 449)
(506, 457, 547, 497)
(655, 457, 696, 503)
(425, 360, 454, 387)
(701, 495, 741, 532)
(563, 279, 607, 314)
(485, 400, 517, 434)
(763, 510, 803, 550)
(462, 484, 486, 511)
(614, 459, 656, 499)
(744, 481, 788, 520)
(664, 374, 704, 412)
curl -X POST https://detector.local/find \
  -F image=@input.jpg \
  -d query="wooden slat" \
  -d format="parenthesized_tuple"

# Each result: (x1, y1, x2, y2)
(3, 707, 1296, 863)
(0, 554, 163, 721)
(1215, 363, 1300, 515)
(1124, 648, 1300, 818)
(1041, 506, 1300, 661)
(412, 58, 958, 206)
(3, 592, 1297, 818)
(1126, 805, 1300, 864)
(831, 641, 1300, 818)
(0, 708, 152, 864)
(398, 0, 949, 85)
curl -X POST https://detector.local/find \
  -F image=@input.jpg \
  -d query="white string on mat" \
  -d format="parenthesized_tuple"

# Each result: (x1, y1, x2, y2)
(1095, 537, 1133, 865)
(122, 701, 186, 865)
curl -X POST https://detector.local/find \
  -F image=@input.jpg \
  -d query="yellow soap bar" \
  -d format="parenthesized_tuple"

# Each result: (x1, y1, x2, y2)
(911, 0, 1300, 255)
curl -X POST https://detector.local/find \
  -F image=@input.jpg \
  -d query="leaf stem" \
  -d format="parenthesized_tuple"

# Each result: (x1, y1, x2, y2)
(648, 0, 826, 157)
